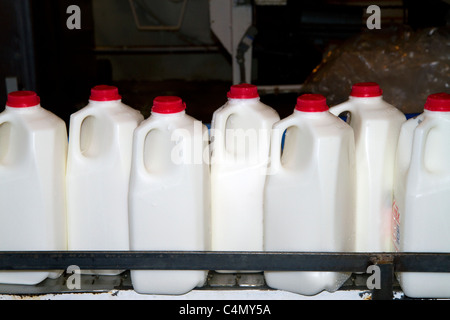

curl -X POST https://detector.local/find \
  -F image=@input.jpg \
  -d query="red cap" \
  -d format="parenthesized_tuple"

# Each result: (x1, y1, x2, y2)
(227, 83, 259, 99)
(350, 82, 383, 97)
(152, 96, 186, 114)
(424, 92, 450, 112)
(295, 94, 329, 112)
(6, 91, 40, 108)
(89, 85, 122, 101)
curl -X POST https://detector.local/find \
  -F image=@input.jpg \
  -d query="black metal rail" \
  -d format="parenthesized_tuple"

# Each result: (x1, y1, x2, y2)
(0, 251, 449, 300)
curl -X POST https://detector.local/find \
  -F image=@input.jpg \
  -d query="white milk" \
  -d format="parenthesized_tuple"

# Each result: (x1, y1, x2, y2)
(264, 94, 356, 296)
(66, 85, 143, 275)
(0, 91, 67, 285)
(128, 96, 210, 295)
(210, 84, 279, 272)
(394, 92, 450, 298)
(329, 82, 406, 252)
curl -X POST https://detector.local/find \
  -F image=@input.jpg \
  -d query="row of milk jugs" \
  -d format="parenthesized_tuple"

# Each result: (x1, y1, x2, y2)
(0, 83, 449, 298)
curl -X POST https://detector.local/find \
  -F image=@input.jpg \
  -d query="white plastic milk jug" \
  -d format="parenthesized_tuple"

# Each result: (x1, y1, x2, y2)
(210, 84, 279, 271)
(393, 92, 450, 298)
(128, 96, 210, 295)
(264, 94, 356, 295)
(329, 82, 406, 252)
(0, 91, 67, 285)
(66, 85, 143, 275)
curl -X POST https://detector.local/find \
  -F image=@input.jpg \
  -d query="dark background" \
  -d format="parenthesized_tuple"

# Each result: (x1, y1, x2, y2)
(1, 0, 449, 125)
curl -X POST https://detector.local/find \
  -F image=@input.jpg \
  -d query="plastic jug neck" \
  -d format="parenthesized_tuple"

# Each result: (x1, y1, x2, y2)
(348, 95, 384, 103)
(151, 110, 186, 117)
(227, 97, 261, 104)
(293, 109, 328, 117)
(5, 104, 40, 111)
(88, 100, 121, 107)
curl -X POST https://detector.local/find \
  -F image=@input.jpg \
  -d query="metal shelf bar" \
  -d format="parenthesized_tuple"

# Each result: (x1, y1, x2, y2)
(0, 251, 449, 272)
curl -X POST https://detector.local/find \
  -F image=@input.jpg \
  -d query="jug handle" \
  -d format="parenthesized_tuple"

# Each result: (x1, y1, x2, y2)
(132, 122, 175, 182)
(132, 123, 152, 179)
(268, 117, 299, 175)
(210, 108, 234, 161)
(408, 118, 440, 179)
(68, 111, 96, 161)
(329, 101, 354, 121)
(0, 117, 8, 169)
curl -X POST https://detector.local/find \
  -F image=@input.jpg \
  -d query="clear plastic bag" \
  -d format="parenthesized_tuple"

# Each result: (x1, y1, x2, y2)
(302, 25, 450, 114)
